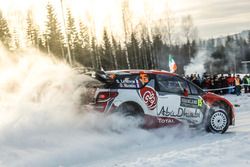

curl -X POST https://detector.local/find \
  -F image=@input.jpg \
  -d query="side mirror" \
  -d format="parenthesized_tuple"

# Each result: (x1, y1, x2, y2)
(183, 88, 188, 97)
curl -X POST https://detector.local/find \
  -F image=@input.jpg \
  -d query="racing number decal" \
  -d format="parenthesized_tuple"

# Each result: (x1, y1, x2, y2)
(197, 99, 203, 107)
(140, 73, 149, 85)
(140, 86, 158, 110)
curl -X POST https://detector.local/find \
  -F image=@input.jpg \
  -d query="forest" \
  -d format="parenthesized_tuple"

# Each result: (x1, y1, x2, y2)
(0, 2, 250, 74)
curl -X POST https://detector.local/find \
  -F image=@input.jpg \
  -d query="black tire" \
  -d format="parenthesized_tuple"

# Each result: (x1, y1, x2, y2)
(205, 109, 229, 134)
(116, 103, 145, 126)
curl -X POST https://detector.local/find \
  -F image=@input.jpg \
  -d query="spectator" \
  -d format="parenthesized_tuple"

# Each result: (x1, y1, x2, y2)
(201, 76, 211, 89)
(192, 74, 201, 87)
(243, 75, 248, 93)
(214, 75, 221, 94)
(247, 74, 250, 93)
(235, 75, 242, 96)
(219, 74, 228, 94)
(185, 73, 246, 96)
(227, 74, 235, 94)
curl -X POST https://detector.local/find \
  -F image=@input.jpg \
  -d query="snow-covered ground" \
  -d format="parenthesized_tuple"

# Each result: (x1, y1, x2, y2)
(0, 49, 250, 167)
(102, 94, 250, 167)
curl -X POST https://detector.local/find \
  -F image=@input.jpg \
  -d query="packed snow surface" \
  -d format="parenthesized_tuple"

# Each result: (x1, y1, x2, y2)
(0, 48, 250, 167)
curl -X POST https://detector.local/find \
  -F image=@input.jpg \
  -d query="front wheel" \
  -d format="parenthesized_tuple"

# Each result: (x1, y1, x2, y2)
(205, 109, 229, 134)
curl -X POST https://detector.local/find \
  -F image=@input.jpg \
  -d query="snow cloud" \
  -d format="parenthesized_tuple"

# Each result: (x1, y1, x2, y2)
(0, 46, 194, 167)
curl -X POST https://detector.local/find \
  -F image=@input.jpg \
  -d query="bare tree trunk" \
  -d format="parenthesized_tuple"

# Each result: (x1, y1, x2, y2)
(142, 45, 148, 69)
(97, 49, 102, 70)
(122, 0, 131, 69)
(132, 42, 138, 68)
(112, 52, 118, 69)
(148, 37, 154, 69)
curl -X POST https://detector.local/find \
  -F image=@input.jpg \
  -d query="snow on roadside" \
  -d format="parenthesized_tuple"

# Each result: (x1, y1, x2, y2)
(103, 94, 250, 167)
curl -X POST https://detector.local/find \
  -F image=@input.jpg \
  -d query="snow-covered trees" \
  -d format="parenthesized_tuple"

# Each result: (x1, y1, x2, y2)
(0, 11, 11, 48)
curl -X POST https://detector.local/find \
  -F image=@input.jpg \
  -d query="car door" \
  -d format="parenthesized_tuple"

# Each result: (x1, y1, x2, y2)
(156, 74, 204, 125)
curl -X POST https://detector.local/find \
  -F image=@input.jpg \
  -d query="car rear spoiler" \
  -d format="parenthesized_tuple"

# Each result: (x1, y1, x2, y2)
(95, 70, 115, 84)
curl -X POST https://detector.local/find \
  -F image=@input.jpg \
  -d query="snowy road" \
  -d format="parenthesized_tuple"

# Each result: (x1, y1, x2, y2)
(0, 50, 250, 167)
(89, 95, 250, 167)
(1, 94, 249, 167)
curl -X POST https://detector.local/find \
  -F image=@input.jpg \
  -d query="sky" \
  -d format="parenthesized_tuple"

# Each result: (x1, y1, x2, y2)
(0, 0, 249, 42)
(175, 0, 250, 38)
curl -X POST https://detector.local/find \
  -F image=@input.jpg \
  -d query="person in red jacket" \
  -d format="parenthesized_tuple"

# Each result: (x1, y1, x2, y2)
(227, 74, 235, 94)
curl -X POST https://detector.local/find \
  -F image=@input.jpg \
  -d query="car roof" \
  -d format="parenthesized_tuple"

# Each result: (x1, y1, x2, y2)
(106, 69, 177, 76)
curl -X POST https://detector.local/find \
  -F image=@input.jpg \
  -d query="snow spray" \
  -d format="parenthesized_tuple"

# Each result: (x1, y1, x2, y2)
(0, 46, 195, 167)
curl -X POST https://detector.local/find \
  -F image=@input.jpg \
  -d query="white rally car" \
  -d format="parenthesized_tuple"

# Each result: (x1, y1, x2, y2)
(90, 70, 235, 133)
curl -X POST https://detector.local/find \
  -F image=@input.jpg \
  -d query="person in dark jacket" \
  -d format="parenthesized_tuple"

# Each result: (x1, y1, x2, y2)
(247, 74, 250, 93)
(243, 75, 248, 93)
(220, 74, 228, 94)
(235, 75, 242, 96)
(214, 75, 220, 94)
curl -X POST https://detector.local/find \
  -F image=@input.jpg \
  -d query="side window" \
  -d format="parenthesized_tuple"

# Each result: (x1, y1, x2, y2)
(177, 77, 191, 94)
(156, 75, 190, 94)
(188, 82, 199, 95)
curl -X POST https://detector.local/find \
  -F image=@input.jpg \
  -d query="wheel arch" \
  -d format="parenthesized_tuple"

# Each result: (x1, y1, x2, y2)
(210, 100, 233, 125)
(119, 101, 145, 115)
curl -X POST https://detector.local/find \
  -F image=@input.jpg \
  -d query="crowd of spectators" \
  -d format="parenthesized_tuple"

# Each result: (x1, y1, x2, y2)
(185, 73, 250, 96)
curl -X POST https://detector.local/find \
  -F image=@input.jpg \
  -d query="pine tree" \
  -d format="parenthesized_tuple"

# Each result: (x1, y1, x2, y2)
(191, 40, 197, 58)
(26, 11, 39, 47)
(79, 22, 90, 49)
(66, 9, 77, 62)
(208, 45, 226, 73)
(79, 22, 92, 67)
(102, 29, 113, 70)
(116, 41, 127, 69)
(248, 31, 250, 45)
(111, 35, 118, 69)
(0, 11, 11, 49)
(45, 3, 64, 59)
(146, 34, 154, 69)
(129, 32, 140, 68)
(225, 35, 233, 48)
(140, 35, 149, 69)
(37, 36, 47, 52)
(152, 34, 163, 68)
(74, 21, 92, 68)
(91, 36, 100, 69)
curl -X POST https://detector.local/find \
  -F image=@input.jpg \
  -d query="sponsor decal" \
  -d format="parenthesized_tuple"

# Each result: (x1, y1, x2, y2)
(139, 73, 149, 85)
(180, 97, 203, 108)
(158, 106, 202, 118)
(116, 78, 139, 88)
(140, 86, 158, 110)
(157, 117, 176, 124)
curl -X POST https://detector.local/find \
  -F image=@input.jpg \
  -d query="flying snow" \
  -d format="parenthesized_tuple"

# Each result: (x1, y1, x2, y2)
(0, 47, 194, 167)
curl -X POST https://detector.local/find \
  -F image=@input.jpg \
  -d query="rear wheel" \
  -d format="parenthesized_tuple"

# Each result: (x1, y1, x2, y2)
(205, 109, 229, 134)
(116, 102, 145, 126)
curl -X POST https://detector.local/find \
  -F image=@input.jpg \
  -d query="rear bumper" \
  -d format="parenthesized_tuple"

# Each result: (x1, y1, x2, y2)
(91, 101, 117, 113)
(90, 102, 106, 112)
